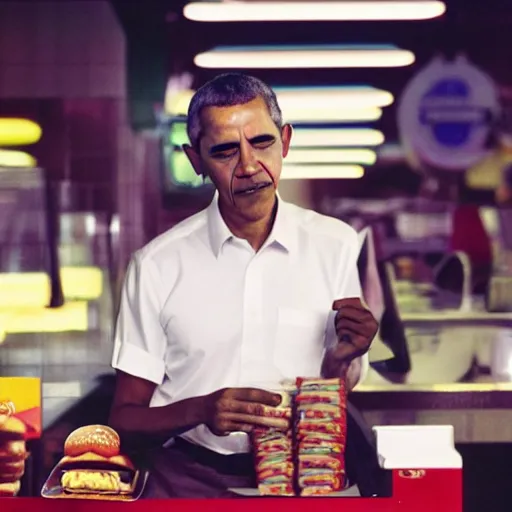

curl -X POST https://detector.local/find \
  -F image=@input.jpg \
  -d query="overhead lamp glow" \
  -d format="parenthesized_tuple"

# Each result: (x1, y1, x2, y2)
(165, 89, 195, 116)
(287, 148, 377, 165)
(285, 107, 382, 123)
(184, 2, 446, 22)
(195, 45, 415, 69)
(0, 118, 42, 146)
(276, 87, 394, 109)
(281, 164, 365, 180)
(0, 150, 37, 168)
(163, 87, 390, 121)
(292, 128, 384, 147)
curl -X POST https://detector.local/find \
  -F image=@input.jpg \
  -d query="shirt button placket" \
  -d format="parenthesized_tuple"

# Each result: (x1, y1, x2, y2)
(240, 254, 264, 381)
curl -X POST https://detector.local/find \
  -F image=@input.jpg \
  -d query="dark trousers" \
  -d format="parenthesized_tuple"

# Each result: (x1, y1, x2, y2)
(142, 439, 256, 499)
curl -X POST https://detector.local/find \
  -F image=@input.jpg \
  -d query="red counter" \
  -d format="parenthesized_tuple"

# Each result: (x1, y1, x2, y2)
(2, 468, 462, 512)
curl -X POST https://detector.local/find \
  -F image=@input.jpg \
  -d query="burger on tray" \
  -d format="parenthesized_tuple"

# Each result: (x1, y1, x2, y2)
(0, 402, 27, 498)
(42, 425, 144, 501)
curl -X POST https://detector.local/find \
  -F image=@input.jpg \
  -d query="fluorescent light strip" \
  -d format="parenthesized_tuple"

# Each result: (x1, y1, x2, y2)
(0, 118, 42, 146)
(163, 87, 391, 120)
(287, 148, 377, 165)
(275, 87, 394, 109)
(284, 107, 382, 123)
(195, 47, 415, 69)
(184, 2, 446, 22)
(0, 149, 37, 168)
(292, 128, 384, 147)
(281, 164, 365, 180)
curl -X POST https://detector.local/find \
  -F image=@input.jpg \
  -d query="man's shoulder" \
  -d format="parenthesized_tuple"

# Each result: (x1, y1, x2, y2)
(135, 208, 209, 263)
(287, 202, 358, 246)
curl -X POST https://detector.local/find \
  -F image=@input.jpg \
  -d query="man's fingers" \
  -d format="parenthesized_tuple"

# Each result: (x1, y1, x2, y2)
(227, 388, 282, 407)
(332, 297, 363, 311)
(216, 398, 265, 416)
(229, 422, 254, 434)
(335, 317, 365, 335)
(224, 413, 289, 430)
(334, 306, 372, 322)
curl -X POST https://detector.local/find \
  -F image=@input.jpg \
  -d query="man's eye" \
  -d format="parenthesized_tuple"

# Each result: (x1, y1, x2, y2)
(212, 151, 236, 160)
(254, 140, 274, 149)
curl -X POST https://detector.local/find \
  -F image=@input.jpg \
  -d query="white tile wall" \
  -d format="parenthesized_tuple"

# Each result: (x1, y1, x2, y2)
(0, 0, 156, 266)
(0, 0, 126, 98)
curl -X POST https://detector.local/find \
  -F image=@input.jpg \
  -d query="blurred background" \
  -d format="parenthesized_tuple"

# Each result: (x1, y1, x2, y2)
(0, 0, 511, 509)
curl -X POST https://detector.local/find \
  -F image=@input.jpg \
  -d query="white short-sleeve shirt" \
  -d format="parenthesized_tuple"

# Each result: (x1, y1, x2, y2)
(112, 193, 367, 454)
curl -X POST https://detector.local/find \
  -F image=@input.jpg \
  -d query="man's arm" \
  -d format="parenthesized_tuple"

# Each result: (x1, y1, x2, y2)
(322, 228, 378, 390)
(109, 372, 287, 454)
(345, 353, 369, 390)
(109, 371, 207, 450)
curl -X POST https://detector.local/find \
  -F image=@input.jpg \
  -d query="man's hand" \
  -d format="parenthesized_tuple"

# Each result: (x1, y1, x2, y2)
(322, 297, 378, 381)
(203, 388, 288, 436)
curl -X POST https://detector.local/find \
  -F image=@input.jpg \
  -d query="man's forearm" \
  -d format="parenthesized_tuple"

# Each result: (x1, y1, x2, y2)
(109, 395, 207, 452)
(346, 356, 364, 391)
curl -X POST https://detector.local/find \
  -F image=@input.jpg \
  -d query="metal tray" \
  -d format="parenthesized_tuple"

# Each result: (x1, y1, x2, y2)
(41, 464, 149, 502)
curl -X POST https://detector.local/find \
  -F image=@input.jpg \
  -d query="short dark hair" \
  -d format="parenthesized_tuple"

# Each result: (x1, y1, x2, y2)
(187, 73, 283, 149)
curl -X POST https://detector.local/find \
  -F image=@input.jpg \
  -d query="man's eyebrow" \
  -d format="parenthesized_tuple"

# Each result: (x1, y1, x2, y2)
(209, 141, 239, 155)
(249, 134, 276, 144)
(208, 134, 276, 155)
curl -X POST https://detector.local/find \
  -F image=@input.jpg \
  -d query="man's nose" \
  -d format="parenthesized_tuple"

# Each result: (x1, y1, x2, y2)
(237, 143, 260, 176)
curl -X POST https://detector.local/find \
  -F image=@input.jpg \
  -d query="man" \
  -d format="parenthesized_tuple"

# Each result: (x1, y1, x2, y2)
(109, 73, 378, 498)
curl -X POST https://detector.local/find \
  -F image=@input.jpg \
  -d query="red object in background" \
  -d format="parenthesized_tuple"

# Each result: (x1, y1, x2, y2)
(0, 468, 462, 512)
(13, 407, 41, 441)
(450, 204, 493, 269)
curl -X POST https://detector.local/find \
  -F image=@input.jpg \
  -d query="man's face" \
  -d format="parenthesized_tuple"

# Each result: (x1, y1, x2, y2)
(185, 96, 292, 221)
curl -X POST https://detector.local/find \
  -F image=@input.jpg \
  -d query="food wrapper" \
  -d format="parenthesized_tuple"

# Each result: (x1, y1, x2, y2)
(295, 377, 347, 496)
(252, 387, 295, 496)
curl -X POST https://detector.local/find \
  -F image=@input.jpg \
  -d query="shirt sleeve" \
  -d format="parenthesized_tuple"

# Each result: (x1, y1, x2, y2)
(111, 254, 167, 385)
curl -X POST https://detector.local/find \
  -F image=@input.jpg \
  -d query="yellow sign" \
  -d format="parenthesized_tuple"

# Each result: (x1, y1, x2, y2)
(0, 377, 41, 412)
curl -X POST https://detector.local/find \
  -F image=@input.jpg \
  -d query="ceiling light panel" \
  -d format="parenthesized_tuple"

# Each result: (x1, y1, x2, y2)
(184, 2, 446, 22)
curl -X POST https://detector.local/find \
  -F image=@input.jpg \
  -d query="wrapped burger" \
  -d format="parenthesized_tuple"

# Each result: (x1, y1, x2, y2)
(295, 377, 347, 496)
(252, 386, 295, 496)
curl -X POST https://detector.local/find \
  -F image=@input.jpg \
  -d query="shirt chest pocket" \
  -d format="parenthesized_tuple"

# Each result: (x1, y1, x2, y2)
(273, 307, 328, 380)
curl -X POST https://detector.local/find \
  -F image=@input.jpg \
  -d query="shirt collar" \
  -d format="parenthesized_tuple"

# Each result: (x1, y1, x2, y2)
(207, 190, 297, 257)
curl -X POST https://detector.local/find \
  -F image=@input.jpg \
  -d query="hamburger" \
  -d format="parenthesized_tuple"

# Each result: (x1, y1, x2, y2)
(58, 425, 136, 495)
(0, 415, 27, 497)
(0, 401, 15, 425)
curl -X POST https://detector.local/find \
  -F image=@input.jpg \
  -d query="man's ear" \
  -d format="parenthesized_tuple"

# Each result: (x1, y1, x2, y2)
(183, 144, 203, 177)
(281, 124, 293, 158)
